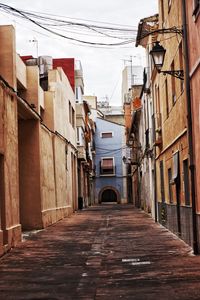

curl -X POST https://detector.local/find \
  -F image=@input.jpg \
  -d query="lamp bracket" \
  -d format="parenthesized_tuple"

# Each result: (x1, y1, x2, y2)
(157, 27, 183, 36)
(158, 69, 184, 80)
(142, 26, 183, 39)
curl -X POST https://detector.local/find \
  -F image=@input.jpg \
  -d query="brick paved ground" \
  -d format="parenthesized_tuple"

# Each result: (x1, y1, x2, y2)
(1, 204, 200, 300)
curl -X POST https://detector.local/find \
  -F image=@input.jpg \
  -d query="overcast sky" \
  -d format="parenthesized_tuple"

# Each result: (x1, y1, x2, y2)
(0, 0, 158, 105)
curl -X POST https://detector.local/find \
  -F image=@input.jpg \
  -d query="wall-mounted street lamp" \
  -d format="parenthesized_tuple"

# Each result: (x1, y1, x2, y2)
(150, 41, 184, 80)
(122, 156, 139, 166)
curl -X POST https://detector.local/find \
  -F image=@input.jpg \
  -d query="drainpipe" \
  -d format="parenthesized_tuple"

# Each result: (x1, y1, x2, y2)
(182, 0, 198, 254)
(154, 174, 157, 222)
(151, 103, 157, 221)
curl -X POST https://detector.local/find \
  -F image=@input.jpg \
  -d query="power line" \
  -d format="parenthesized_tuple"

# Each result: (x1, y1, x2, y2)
(26, 9, 137, 29)
(0, 3, 137, 47)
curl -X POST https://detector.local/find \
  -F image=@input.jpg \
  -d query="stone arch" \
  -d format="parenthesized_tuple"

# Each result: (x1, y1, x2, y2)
(98, 186, 121, 204)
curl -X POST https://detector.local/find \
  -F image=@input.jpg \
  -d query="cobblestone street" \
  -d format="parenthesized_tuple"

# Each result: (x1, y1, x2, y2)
(1, 204, 200, 300)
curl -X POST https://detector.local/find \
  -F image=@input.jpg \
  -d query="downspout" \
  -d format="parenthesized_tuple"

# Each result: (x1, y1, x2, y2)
(153, 115, 158, 222)
(182, 0, 198, 254)
(151, 83, 157, 222)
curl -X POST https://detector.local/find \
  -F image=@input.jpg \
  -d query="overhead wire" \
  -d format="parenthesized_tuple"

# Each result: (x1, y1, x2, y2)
(0, 3, 137, 47)
(26, 9, 138, 30)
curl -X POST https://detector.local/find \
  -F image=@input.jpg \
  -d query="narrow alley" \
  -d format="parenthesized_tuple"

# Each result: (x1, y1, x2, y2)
(1, 204, 200, 300)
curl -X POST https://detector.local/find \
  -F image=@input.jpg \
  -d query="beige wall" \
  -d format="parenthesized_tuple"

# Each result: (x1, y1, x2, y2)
(48, 68, 76, 144)
(18, 66, 77, 229)
(0, 26, 16, 89)
(186, 0, 200, 212)
(0, 85, 21, 255)
(40, 127, 73, 227)
(83, 95, 97, 109)
(155, 0, 189, 207)
(104, 115, 125, 126)
(0, 25, 78, 255)
(18, 119, 42, 230)
(46, 67, 77, 213)
(25, 66, 40, 113)
(16, 54, 27, 89)
(40, 127, 57, 225)
(157, 0, 186, 150)
(43, 91, 55, 130)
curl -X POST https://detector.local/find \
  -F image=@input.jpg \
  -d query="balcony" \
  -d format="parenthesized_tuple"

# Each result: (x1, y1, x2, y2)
(91, 139, 96, 154)
(77, 145, 87, 161)
(154, 113, 162, 131)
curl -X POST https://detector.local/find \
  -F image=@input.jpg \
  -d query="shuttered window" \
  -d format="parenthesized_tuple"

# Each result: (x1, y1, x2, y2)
(100, 158, 115, 175)
(193, 0, 200, 16)
(101, 132, 113, 138)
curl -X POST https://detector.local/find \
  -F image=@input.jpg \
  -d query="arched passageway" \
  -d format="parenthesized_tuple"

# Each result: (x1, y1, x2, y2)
(101, 189, 117, 202)
(99, 186, 120, 203)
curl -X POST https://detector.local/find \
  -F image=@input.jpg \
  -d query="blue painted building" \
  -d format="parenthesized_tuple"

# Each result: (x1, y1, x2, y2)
(94, 117, 127, 204)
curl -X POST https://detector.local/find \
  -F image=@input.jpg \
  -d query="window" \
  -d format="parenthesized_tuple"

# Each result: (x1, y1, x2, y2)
(145, 129, 149, 149)
(101, 132, 113, 138)
(193, 0, 200, 17)
(165, 79, 169, 117)
(100, 158, 115, 175)
(69, 101, 75, 128)
(171, 61, 176, 104)
(75, 87, 79, 101)
(155, 85, 160, 114)
(77, 127, 80, 145)
(168, 0, 172, 12)
(75, 86, 82, 103)
(65, 145, 68, 170)
(160, 0, 165, 27)
(183, 159, 190, 206)
(72, 107, 75, 128)
(77, 127, 84, 146)
(69, 101, 72, 124)
(168, 168, 173, 203)
(172, 151, 179, 184)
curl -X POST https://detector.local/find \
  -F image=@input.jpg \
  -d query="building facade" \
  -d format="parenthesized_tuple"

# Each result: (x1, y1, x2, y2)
(134, 1, 199, 250)
(185, 0, 200, 250)
(75, 63, 95, 208)
(97, 102, 125, 126)
(0, 25, 78, 255)
(94, 118, 127, 204)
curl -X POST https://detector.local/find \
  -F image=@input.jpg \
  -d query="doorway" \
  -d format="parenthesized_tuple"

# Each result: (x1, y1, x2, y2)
(101, 189, 117, 203)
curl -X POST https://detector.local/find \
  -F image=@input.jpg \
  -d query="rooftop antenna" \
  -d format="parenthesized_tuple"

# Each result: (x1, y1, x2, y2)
(123, 55, 137, 86)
